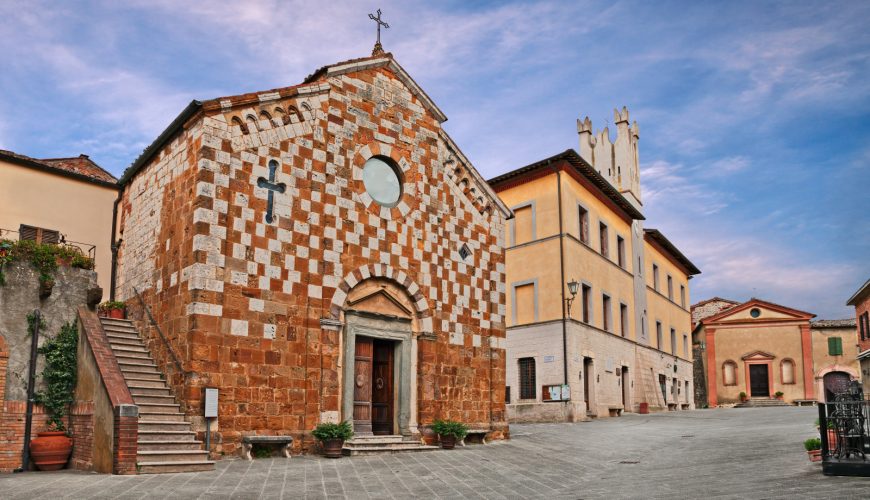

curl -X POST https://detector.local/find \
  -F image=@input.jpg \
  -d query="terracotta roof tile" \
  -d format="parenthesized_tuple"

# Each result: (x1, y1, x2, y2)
(0, 149, 117, 185)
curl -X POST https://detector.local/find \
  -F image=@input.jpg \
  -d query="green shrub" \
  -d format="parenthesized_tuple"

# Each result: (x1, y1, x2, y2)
(739, 392, 747, 399)
(99, 301, 127, 312)
(312, 421, 353, 442)
(804, 437, 821, 451)
(431, 419, 468, 439)
(34, 320, 78, 432)
(0, 239, 94, 286)
(774, 391, 784, 397)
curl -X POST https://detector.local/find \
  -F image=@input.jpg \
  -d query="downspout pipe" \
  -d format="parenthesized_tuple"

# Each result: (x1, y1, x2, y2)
(109, 190, 122, 301)
(551, 161, 569, 386)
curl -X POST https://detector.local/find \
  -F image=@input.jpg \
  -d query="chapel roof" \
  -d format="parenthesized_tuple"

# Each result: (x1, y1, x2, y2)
(643, 228, 702, 276)
(0, 149, 118, 188)
(810, 318, 857, 329)
(487, 149, 645, 221)
(700, 297, 816, 325)
(120, 52, 448, 186)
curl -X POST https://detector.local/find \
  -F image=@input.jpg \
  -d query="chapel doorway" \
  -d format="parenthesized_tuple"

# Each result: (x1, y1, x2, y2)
(749, 364, 770, 397)
(353, 336, 397, 435)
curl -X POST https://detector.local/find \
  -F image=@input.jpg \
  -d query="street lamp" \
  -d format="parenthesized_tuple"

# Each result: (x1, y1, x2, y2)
(565, 279, 579, 317)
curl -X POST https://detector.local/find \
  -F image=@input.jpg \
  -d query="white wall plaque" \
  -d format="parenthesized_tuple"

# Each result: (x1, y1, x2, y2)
(204, 388, 219, 418)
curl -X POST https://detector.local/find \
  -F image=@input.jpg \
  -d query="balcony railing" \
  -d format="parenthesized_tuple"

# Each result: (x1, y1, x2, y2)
(819, 383, 870, 477)
(0, 227, 97, 261)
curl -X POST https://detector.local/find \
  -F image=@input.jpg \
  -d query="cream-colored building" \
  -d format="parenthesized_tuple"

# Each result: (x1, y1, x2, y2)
(692, 297, 860, 405)
(488, 108, 700, 422)
(0, 150, 118, 293)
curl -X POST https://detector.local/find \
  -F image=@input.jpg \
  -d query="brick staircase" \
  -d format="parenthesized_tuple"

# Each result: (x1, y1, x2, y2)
(100, 317, 214, 474)
(342, 435, 439, 456)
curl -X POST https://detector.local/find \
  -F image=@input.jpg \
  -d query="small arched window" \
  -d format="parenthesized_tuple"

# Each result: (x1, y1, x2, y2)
(231, 116, 248, 134)
(781, 359, 796, 385)
(723, 360, 737, 386)
(245, 114, 260, 132)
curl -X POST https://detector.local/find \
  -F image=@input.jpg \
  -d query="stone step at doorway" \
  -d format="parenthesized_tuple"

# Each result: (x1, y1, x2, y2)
(99, 317, 214, 474)
(734, 398, 791, 408)
(342, 435, 439, 456)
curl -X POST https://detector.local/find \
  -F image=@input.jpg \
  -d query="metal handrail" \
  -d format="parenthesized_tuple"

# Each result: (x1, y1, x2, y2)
(133, 286, 184, 374)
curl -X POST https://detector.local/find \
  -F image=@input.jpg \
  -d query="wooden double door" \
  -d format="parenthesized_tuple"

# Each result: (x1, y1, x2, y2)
(353, 336, 395, 435)
(749, 364, 770, 397)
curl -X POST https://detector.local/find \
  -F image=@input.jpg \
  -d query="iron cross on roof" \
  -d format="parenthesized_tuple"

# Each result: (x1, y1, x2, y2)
(369, 8, 389, 55)
(257, 160, 286, 224)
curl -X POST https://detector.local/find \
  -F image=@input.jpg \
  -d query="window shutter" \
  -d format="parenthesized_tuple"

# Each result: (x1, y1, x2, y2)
(828, 337, 843, 356)
(19, 224, 38, 241)
(41, 229, 60, 244)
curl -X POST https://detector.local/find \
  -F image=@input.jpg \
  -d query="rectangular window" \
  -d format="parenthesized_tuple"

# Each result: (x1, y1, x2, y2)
(518, 358, 536, 400)
(667, 275, 673, 300)
(652, 264, 659, 290)
(581, 283, 592, 323)
(505, 387, 511, 404)
(620, 303, 628, 337)
(599, 222, 609, 258)
(828, 337, 843, 356)
(670, 328, 677, 354)
(19, 224, 60, 244)
(617, 236, 626, 268)
(680, 285, 686, 307)
(578, 205, 589, 244)
(683, 334, 689, 356)
(861, 313, 866, 341)
(513, 205, 534, 245)
(602, 294, 612, 332)
(514, 283, 536, 324)
(656, 321, 663, 350)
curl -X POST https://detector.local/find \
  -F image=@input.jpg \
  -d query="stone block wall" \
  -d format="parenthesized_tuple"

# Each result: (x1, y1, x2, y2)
(116, 58, 508, 455)
(0, 261, 100, 472)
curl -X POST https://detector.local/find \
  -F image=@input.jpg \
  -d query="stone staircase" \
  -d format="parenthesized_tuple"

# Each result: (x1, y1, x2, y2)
(342, 435, 439, 456)
(100, 317, 214, 474)
(734, 397, 791, 408)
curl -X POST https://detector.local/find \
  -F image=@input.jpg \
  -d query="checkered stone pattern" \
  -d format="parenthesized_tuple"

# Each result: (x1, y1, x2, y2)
(116, 58, 508, 456)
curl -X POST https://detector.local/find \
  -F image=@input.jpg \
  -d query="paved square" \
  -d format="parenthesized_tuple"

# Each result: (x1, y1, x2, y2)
(2, 407, 869, 499)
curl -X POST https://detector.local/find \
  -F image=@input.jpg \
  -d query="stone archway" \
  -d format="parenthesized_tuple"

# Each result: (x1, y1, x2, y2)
(331, 271, 428, 438)
(818, 367, 858, 402)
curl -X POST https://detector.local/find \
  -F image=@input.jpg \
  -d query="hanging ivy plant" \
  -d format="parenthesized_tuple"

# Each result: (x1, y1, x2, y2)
(34, 320, 78, 432)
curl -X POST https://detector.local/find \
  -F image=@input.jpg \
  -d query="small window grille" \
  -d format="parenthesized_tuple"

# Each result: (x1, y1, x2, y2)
(459, 243, 471, 261)
(518, 358, 536, 399)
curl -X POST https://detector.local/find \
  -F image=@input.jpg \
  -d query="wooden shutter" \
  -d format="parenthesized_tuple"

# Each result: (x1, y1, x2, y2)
(828, 337, 843, 356)
(18, 224, 60, 244)
(19, 224, 38, 241)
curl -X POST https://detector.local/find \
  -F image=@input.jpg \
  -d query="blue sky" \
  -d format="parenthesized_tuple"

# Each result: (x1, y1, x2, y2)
(1, 1, 868, 318)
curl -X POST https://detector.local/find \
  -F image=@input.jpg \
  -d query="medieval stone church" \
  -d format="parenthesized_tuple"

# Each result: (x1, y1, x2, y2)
(112, 49, 511, 456)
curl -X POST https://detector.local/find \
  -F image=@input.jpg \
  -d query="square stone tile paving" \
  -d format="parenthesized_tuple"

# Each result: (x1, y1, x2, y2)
(2, 407, 869, 499)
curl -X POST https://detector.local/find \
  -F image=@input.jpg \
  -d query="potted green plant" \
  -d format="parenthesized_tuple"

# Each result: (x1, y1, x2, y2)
(739, 391, 748, 402)
(431, 419, 468, 450)
(98, 301, 126, 319)
(312, 421, 353, 458)
(30, 320, 78, 471)
(804, 437, 822, 462)
(774, 391, 784, 400)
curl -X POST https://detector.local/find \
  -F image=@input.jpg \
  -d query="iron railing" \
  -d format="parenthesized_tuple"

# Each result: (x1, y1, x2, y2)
(0, 227, 97, 261)
(133, 287, 187, 379)
(819, 382, 870, 476)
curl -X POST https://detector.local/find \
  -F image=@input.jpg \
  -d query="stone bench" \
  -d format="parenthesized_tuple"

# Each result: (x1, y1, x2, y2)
(460, 430, 489, 446)
(241, 436, 294, 460)
(608, 406, 624, 417)
(793, 399, 817, 407)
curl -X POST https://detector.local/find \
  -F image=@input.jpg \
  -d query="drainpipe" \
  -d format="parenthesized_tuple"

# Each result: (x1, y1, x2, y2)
(552, 162, 568, 386)
(109, 190, 122, 301)
(15, 310, 41, 473)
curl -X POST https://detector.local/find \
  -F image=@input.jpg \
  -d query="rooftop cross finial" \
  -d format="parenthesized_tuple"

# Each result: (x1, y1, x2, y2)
(369, 8, 390, 55)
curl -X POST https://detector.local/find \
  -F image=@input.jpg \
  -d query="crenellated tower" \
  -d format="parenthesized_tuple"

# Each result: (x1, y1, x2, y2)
(577, 107, 641, 210)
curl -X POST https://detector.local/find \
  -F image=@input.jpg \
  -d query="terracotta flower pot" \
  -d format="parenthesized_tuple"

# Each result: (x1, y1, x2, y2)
(322, 438, 344, 458)
(439, 434, 457, 450)
(827, 429, 837, 447)
(30, 431, 72, 471)
(420, 427, 438, 446)
(109, 308, 125, 319)
(807, 449, 821, 462)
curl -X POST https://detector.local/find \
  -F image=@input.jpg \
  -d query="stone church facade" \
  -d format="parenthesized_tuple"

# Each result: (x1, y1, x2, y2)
(113, 53, 511, 455)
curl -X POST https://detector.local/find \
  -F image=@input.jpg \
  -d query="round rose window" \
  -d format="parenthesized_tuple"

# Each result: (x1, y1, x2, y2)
(362, 156, 402, 207)
(750, 308, 761, 318)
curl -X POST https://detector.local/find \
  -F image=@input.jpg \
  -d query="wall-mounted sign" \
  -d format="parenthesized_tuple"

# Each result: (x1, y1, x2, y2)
(204, 388, 219, 418)
(542, 384, 570, 401)
(543, 355, 555, 363)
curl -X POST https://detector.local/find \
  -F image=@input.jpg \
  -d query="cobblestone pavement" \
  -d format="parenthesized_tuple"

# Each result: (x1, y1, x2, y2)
(3, 407, 870, 499)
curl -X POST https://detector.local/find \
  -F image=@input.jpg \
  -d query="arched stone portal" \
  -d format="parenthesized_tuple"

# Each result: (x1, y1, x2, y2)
(339, 277, 421, 437)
